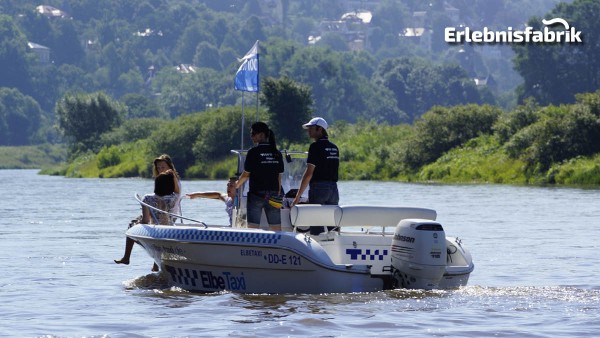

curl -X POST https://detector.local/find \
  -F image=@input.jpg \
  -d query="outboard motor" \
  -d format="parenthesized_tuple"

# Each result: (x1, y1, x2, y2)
(391, 219, 447, 290)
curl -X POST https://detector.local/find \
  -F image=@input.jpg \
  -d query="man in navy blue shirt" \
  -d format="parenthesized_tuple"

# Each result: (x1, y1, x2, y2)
(293, 117, 339, 206)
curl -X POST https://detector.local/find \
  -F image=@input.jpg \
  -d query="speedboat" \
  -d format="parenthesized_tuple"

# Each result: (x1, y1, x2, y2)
(125, 150, 474, 294)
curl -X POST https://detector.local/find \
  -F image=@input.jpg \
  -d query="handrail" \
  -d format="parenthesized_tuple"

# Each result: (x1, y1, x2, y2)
(135, 193, 207, 227)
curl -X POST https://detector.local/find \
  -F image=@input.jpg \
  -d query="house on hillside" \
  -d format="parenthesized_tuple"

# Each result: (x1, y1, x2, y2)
(175, 64, 197, 74)
(312, 10, 372, 51)
(401, 27, 432, 51)
(28, 42, 50, 64)
(36, 5, 70, 18)
(474, 74, 497, 90)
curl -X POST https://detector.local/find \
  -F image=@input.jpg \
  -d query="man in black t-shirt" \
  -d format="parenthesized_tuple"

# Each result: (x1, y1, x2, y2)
(293, 117, 340, 206)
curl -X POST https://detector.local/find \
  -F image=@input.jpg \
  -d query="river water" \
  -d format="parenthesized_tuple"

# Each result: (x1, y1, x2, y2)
(1, 169, 599, 337)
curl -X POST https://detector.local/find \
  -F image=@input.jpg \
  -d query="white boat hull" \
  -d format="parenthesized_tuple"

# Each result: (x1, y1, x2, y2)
(126, 220, 473, 294)
(127, 224, 386, 293)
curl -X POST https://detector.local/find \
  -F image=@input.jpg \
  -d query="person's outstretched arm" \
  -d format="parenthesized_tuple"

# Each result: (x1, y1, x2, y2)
(186, 191, 226, 202)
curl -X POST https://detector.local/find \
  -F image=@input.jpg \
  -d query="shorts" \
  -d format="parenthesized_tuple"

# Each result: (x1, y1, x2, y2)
(308, 181, 339, 205)
(247, 190, 281, 225)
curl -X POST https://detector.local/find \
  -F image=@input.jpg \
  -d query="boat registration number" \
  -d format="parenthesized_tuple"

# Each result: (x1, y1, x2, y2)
(264, 253, 302, 266)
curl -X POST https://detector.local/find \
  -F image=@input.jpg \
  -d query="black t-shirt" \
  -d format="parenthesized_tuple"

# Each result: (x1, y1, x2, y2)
(244, 143, 284, 192)
(307, 137, 339, 182)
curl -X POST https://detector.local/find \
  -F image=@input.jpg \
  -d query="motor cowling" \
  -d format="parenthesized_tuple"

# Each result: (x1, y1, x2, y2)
(391, 219, 447, 290)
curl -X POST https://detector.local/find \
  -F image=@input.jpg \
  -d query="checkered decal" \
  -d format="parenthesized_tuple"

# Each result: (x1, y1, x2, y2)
(346, 248, 388, 261)
(129, 226, 282, 244)
(165, 265, 199, 287)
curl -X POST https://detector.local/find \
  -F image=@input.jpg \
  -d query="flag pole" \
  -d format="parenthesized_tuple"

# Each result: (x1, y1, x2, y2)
(241, 92, 245, 150)
(234, 40, 259, 149)
(256, 46, 260, 122)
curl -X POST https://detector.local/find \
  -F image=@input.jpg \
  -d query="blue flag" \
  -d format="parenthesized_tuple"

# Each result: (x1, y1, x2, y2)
(234, 41, 259, 92)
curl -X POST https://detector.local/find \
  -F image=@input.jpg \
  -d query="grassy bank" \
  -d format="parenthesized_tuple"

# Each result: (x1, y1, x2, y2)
(0, 144, 67, 169)
(415, 135, 600, 186)
(5, 124, 599, 188)
(56, 137, 600, 188)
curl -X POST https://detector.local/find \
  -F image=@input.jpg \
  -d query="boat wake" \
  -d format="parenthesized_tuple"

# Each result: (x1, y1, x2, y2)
(122, 272, 172, 291)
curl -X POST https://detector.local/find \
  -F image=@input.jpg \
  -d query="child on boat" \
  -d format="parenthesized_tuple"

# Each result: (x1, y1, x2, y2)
(186, 176, 237, 225)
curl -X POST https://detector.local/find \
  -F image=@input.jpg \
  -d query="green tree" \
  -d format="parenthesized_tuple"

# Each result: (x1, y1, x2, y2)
(56, 92, 124, 152)
(120, 93, 167, 119)
(374, 57, 492, 122)
(260, 76, 313, 145)
(149, 113, 204, 172)
(513, 0, 600, 105)
(316, 33, 349, 52)
(152, 67, 236, 117)
(99, 118, 163, 146)
(493, 98, 540, 144)
(51, 19, 86, 66)
(193, 42, 222, 70)
(399, 104, 502, 170)
(240, 15, 267, 43)
(282, 46, 402, 124)
(115, 68, 145, 97)
(192, 107, 243, 163)
(371, 0, 408, 36)
(504, 91, 600, 172)
(0, 87, 43, 145)
(173, 22, 215, 64)
(0, 14, 33, 93)
(260, 37, 299, 78)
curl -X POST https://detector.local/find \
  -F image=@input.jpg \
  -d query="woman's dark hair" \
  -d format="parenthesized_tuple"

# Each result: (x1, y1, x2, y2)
(154, 172, 175, 196)
(251, 121, 278, 150)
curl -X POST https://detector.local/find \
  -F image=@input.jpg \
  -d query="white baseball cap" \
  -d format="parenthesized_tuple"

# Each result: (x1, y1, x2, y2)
(302, 117, 328, 130)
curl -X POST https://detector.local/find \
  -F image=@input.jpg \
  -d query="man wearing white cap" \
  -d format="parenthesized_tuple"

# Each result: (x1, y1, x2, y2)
(293, 117, 339, 208)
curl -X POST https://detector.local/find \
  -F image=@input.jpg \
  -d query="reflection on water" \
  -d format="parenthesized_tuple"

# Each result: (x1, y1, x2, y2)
(458, 285, 600, 306)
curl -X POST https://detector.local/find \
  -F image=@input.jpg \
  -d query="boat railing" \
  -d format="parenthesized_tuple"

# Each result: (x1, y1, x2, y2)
(135, 193, 207, 227)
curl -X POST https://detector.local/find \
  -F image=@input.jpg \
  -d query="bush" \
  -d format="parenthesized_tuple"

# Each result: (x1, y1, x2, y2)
(493, 98, 539, 144)
(399, 104, 502, 170)
(149, 115, 204, 172)
(97, 145, 121, 169)
(550, 155, 600, 185)
(504, 99, 600, 172)
(99, 118, 163, 147)
(192, 107, 244, 162)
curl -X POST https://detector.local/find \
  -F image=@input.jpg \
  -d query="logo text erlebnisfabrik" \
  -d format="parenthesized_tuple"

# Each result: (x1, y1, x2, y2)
(445, 18, 582, 44)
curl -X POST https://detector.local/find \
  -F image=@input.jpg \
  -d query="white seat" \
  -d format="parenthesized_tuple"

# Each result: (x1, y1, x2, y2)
(335, 205, 436, 228)
(290, 204, 341, 227)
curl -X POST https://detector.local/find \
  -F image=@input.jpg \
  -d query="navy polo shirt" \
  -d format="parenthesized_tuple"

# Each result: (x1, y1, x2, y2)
(244, 143, 284, 192)
(307, 137, 339, 182)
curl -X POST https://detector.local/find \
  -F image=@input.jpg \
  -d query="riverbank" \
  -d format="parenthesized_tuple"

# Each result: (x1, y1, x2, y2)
(9, 145, 599, 188)
(5, 134, 600, 187)
(0, 144, 66, 169)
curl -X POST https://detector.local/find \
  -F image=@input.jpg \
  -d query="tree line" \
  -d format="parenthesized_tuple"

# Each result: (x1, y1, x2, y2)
(0, 0, 584, 146)
(55, 87, 600, 187)
(2, 0, 600, 185)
